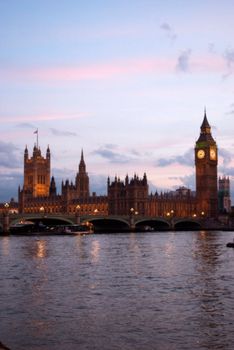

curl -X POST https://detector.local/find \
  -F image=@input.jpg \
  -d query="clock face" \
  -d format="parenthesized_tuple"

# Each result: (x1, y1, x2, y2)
(197, 149, 205, 159)
(210, 148, 216, 160)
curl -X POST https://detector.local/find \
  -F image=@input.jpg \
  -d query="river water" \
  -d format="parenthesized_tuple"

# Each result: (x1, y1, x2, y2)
(0, 231, 234, 350)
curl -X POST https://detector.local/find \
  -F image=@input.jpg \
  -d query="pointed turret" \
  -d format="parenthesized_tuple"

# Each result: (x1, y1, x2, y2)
(196, 110, 215, 144)
(49, 176, 57, 196)
(24, 145, 28, 161)
(79, 149, 86, 173)
(76, 149, 90, 198)
(46, 145, 50, 159)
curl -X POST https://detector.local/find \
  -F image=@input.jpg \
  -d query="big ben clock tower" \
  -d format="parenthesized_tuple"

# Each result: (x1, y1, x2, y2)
(195, 111, 218, 217)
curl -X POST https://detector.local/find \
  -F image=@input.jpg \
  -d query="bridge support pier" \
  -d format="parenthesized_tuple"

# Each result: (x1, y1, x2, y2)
(2, 212, 10, 234)
(129, 216, 135, 231)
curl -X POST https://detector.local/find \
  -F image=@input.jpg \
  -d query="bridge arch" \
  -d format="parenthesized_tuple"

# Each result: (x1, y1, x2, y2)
(10, 216, 74, 226)
(135, 218, 170, 231)
(174, 219, 202, 230)
(88, 217, 130, 233)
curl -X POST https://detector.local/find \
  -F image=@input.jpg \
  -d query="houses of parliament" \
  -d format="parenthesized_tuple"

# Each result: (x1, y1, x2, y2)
(17, 112, 231, 218)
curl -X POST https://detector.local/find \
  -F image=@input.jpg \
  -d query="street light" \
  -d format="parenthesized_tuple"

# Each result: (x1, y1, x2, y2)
(76, 205, 81, 224)
(129, 208, 135, 231)
(39, 206, 45, 216)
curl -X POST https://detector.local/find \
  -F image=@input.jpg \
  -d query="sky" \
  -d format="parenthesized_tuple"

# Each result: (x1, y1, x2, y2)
(0, 0, 234, 202)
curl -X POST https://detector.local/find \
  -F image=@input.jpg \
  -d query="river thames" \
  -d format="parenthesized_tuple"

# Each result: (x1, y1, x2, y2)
(0, 231, 234, 350)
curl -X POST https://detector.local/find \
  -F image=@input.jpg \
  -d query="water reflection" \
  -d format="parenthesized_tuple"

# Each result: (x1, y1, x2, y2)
(24, 238, 48, 259)
(0, 236, 10, 256)
(1, 231, 234, 350)
(91, 239, 100, 263)
(36, 240, 46, 258)
(191, 231, 229, 349)
(194, 231, 221, 268)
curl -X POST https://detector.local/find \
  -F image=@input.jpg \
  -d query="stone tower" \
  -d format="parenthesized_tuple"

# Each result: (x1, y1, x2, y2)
(195, 111, 218, 217)
(23, 145, 51, 197)
(75, 149, 89, 199)
(218, 176, 231, 213)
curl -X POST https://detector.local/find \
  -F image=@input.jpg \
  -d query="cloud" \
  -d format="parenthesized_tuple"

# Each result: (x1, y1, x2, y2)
(1, 112, 88, 124)
(176, 49, 192, 72)
(224, 48, 234, 68)
(17, 122, 37, 129)
(90, 174, 107, 195)
(208, 43, 216, 54)
(226, 103, 234, 116)
(93, 146, 131, 164)
(0, 172, 22, 202)
(160, 22, 177, 42)
(156, 148, 194, 167)
(169, 173, 195, 191)
(0, 141, 21, 169)
(219, 148, 233, 166)
(219, 166, 234, 177)
(223, 48, 234, 79)
(50, 128, 77, 137)
(0, 59, 175, 83)
(0, 55, 228, 85)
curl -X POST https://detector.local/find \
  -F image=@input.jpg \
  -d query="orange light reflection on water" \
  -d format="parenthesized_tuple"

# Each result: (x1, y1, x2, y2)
(91, 239, 100, 263)
(1, 236, 10, 256)
(36, 240, 46, 259)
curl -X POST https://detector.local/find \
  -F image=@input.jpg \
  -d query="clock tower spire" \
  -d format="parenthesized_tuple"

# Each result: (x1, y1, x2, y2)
(195, 111, 218, 217)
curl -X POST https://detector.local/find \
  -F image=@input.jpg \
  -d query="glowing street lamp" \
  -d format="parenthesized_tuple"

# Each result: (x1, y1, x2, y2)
(39, 206, 45, 216)
(76, 205, 81, 224)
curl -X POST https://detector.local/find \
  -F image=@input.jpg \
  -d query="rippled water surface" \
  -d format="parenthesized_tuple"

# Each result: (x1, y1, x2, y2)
(1, 231, 234, 350)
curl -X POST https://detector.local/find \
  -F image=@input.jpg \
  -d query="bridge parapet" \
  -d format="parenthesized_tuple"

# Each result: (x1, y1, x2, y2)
(0, 212, 226, 232)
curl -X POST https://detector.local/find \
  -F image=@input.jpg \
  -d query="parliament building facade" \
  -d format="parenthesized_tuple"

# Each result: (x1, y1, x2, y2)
(18, 112, 229, 218)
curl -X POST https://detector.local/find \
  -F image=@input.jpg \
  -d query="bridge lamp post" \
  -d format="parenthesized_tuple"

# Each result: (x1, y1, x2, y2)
(129, 208, 135, 231)
(3, 203, 10, 234)
(193, 213, 197, 218)
(94, 208, 98, 215)
(76, 205, 81, 225)
(39, 206, 45, 217)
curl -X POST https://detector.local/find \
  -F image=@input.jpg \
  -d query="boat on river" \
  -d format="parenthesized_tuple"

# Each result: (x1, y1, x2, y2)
(226, 241, 234, 248)
(10, 223, 93, 236)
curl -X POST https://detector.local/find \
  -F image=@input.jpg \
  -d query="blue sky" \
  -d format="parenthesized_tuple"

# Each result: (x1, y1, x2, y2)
(0, 0, 234, 201)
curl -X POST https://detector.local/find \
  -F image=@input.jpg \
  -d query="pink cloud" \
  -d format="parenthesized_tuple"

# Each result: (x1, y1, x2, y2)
(0, 112, 88, 123)
(0, 58, 174, 82)
(191, 54, 226, 72)
(0, 55, 227, 83)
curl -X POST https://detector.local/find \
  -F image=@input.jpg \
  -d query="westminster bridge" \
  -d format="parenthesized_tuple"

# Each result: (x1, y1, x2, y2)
(0, 211, 226, 233)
